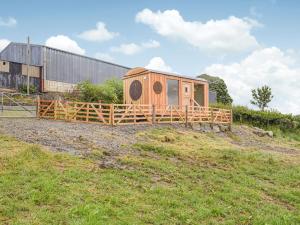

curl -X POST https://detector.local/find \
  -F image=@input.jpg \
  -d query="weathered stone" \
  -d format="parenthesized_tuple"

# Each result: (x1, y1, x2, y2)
(212, 124, 221, 133)
(191, 123, 201, 131)
(201, 123, 212, 132)
(253, 127, 273, 138)
(219, 125, 229, 132)
(266, 131, 273, 137)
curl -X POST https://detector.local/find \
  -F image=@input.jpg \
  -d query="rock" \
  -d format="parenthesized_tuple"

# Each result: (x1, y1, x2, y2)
(212, 124, 221, 133)
(253, 127, 273, 138)
(191, 123, 201, 131)
(201, 123, 212, 132)
(219, 125, 229, 132)
(266, 131, 273, 137)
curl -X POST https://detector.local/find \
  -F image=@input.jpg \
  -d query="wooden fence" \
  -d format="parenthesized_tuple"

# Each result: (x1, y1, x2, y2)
(38, 99, 232, 126)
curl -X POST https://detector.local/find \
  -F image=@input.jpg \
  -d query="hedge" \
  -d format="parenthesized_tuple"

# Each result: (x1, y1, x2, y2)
(211, 103, 300, 131)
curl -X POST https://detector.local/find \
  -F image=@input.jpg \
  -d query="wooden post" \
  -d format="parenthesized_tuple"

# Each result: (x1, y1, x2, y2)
(133, 104, 136, 125)
(185, 105, 188, 128)
(210, 108, 214, 128)
(111, 104, 115, 126)
(152, 104, 156, 125)
(229, 109, 233, 131)
(54, 100, 57, 120)
(66, 101, 69, 121)
(36, 95, 40, 118)
(86, 103, 89, 122)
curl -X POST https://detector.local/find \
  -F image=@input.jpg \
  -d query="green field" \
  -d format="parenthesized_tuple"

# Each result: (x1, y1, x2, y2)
(0, 127, 299, 225)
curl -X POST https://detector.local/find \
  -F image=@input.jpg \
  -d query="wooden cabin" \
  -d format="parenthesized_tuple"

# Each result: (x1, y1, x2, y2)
(123, 67, 209, 107)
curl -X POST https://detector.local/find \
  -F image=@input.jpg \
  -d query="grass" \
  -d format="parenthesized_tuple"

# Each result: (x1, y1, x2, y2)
(0, 128, 300, 225)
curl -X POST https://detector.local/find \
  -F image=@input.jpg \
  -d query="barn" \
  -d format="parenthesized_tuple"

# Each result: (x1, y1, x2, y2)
(0, 42, 130, 92)
(123, 67, 209, 107)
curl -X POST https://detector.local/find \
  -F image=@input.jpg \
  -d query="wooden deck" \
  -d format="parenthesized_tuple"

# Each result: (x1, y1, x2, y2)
(38, 99, 232, 126)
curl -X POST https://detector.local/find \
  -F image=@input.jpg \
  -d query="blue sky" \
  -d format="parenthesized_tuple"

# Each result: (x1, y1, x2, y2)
(1, 0, 300, 113)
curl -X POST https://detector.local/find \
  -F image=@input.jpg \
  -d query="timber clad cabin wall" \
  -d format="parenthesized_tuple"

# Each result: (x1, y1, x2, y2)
(123, 68, 209, 107)
(123, 73, 150, 104)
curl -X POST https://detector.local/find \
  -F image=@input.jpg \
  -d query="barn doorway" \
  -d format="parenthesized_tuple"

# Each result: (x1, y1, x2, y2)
(194, 84, 205, 106)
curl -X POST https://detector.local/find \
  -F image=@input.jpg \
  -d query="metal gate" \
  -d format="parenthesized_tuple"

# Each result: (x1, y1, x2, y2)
(0, 92, 37, 118)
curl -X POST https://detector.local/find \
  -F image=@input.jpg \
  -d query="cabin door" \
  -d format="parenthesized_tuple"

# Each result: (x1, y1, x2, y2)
(182, 82, 192, 106)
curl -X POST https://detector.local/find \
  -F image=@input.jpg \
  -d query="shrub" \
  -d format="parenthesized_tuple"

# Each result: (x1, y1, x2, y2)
(77, 78, 123, 103)
(210, 103, 299, 133)
(232, 105, 299, 132)
(18, 84, 37, 94)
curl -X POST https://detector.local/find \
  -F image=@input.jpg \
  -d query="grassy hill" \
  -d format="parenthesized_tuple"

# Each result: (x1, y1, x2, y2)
(0, 126, 299, 225)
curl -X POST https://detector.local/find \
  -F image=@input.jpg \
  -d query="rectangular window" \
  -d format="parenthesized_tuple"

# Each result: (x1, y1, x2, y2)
(167, 79, 179, 105)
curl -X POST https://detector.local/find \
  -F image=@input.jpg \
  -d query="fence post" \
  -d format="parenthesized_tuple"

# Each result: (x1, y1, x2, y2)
(210, 108, 214, 128)
(111, 104, 115, 126)
(36, 95, 40, 118)
(229, 109, 233, 131)
(66, 101, 69, 121)
(152, 104, 156, 125)
(185, 105, 188, 128)
(54, 100, 57, 120)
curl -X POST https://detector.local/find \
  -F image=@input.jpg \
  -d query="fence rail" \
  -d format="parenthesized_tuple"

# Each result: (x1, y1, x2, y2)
(38, 99, 232, 126)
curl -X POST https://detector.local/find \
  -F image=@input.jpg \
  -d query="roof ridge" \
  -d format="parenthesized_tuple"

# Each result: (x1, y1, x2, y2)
(6, 42, 130, 69)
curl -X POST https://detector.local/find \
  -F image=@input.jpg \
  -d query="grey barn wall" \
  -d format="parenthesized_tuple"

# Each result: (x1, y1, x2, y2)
(0, 42, 130, 87)
(44, 47, 130, 84)
(0, 62, 40, 90)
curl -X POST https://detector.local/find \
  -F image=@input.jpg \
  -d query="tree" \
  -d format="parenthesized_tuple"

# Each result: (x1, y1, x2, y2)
(250, 85, 273, 111)
(198, 74, 233, 105)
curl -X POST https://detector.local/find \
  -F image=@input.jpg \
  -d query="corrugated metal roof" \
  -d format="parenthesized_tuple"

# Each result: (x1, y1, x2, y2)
(0, 42, 131, 84)
(0, 42, 130, 69)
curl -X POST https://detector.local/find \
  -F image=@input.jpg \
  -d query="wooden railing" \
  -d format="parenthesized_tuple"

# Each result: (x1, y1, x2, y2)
(38, 100, 232, 125)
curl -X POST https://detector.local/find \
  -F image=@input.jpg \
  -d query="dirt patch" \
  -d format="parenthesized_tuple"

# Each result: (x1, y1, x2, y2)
(0, 118, 181, 168)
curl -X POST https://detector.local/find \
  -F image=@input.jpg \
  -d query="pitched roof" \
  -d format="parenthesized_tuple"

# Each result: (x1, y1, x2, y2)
(125, 67, 207, 82)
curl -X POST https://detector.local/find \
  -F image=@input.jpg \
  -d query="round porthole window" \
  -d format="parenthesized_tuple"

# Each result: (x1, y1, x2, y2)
(153, 81, 162, 94)
(129, 80, 142, 101)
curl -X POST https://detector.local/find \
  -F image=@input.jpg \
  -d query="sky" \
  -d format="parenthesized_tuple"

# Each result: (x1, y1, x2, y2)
(0, 0, 300, 114)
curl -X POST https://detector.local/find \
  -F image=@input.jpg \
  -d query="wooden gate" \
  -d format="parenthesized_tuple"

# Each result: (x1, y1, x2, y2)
(38, 99, 232, 126)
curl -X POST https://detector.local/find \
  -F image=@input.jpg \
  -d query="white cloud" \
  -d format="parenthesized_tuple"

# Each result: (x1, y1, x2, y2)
(45, 35, 85, 55)
(0, 17, 17, 27)
(78, 22, 118, 42)
(0, 39, 10, 51)
(111, 40, 160, 55)
(136, 9, 261, 53)
(94, 52, 114, 62)
(146, 57, 173, 73)
(203, 47, 300, 114)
